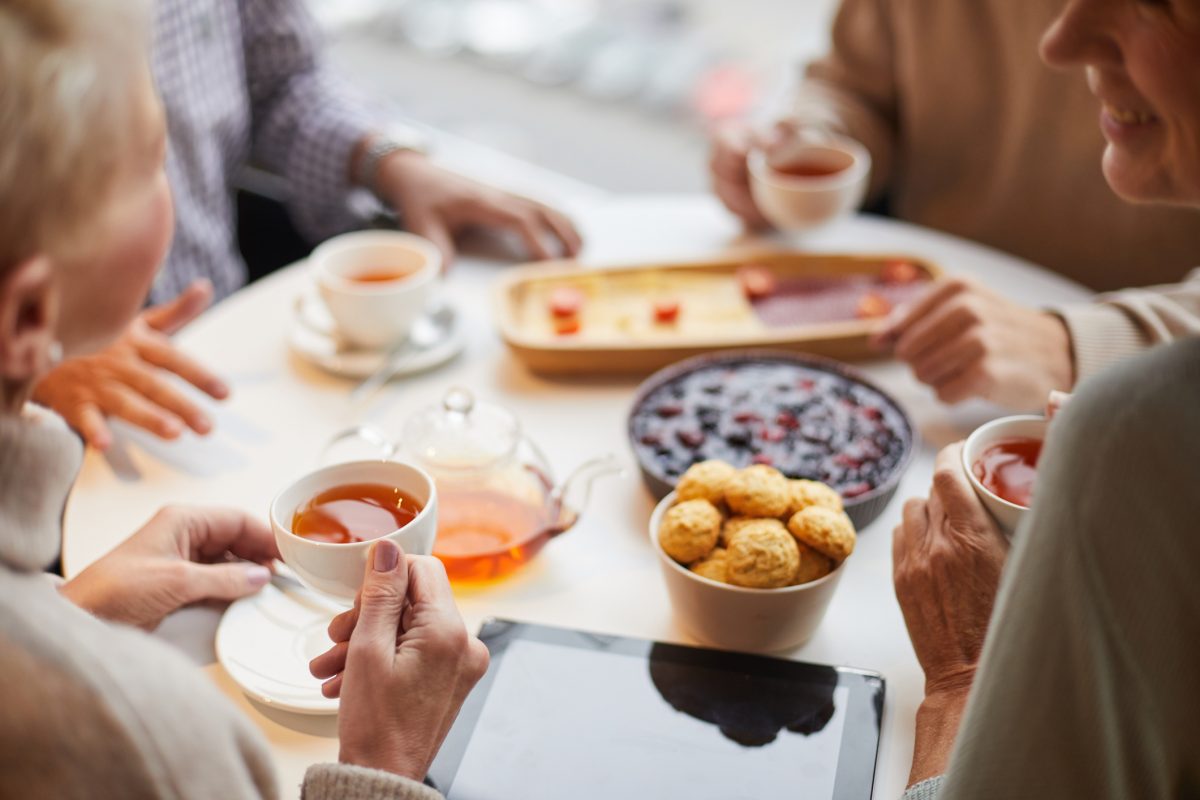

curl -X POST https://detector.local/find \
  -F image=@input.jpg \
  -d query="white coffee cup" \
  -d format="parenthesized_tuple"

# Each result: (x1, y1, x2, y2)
(270, 459, 439, 600)
(962, 415, 1047, 534)
(311, 231, 441, 349)
(748, 136, 871, 231)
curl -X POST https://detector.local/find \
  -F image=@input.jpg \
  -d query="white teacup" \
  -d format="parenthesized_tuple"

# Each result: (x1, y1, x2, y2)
(311, 231, 441, 349)
(748, 136, 871, 231)
(271, 459, 438, 600)
(962, 415, 1047, 534)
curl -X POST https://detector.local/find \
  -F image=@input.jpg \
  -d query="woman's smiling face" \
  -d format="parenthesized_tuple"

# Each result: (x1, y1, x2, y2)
(1041, 0, 1200, 207)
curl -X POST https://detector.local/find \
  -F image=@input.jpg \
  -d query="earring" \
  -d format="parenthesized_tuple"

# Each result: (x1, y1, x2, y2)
(47, 341, 63, 367)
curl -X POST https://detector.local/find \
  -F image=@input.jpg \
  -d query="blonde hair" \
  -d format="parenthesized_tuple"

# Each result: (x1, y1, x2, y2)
(0, 0, 149, 272)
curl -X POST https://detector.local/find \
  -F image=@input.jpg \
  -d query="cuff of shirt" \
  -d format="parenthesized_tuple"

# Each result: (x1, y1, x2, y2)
(902, 776, 944, 800)
(301, 763, 443, 800)
(1053, 303, 1153, 383)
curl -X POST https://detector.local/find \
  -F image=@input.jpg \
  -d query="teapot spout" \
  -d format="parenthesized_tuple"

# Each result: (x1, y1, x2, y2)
(547, 454, 625, 533)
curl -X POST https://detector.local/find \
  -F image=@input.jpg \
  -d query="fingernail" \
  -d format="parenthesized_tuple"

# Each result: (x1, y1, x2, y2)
(245, 564, 272, 588)
(374, 540, 399, 572)
(162, 420, 183, 437)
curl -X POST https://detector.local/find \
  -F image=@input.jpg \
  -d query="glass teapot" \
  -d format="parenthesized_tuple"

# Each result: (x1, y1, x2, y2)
(328, 388, 621, 581)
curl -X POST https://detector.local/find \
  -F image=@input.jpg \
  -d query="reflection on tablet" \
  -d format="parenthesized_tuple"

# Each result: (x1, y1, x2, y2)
(429, 621, 884, 800)
(648, 642, 839, 747)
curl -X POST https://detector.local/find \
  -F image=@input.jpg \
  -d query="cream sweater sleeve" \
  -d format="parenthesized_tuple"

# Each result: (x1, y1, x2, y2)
(302, 764, 443, 800)
(1055, 267, 1200, 380)
(789, 0, 898, 201)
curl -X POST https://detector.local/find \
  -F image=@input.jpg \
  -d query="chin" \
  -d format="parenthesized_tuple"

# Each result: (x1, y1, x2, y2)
(1100, 145, 1199, 208)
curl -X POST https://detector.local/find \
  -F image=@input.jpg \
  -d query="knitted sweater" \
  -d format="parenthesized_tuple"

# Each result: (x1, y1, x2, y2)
(0, 409, 442, 800)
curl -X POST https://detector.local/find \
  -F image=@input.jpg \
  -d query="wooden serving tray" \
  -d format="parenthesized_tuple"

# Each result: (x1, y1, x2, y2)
(494, 250, 942, 375)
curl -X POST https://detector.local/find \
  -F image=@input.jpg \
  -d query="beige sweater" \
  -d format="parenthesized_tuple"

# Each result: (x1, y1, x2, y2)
(793, 0, 1200, 379)
(0, 410, 442, 800)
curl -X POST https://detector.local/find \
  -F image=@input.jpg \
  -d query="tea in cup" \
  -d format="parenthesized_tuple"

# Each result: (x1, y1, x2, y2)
(311, 230, 441, 349)
(962, 415, 1047, 534)
(271, 459, 438, 599)
(748, 135, 871, 231)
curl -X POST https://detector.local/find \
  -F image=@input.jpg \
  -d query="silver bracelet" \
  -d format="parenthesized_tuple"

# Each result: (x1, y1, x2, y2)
(356, 132, 428, 198)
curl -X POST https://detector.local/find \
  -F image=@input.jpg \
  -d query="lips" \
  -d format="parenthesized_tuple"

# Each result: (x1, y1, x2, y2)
(1103, 104, 1157, 125)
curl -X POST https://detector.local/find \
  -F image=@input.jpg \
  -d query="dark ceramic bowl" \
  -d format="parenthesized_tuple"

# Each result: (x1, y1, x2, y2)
(627, 349, 916, 530)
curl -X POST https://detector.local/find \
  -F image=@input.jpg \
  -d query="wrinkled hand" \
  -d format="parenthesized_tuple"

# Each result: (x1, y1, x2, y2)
(61, 506, 279, 630)
(309, 541, 489, 782)
(873, 278, 1074, 409)
(33, 280, 229, 450)
(378, 152, 582, 266)
(893, 443, 1009, 695)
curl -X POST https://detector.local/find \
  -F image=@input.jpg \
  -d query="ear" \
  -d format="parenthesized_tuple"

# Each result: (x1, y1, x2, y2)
(0, 255, 60, 385)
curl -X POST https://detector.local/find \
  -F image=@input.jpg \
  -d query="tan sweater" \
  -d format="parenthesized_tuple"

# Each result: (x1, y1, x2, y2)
(0, 410, 442, 800)
(793, 0, 1200, 379)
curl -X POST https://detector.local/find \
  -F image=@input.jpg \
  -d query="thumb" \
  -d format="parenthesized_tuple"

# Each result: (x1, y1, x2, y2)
(142, 279, 214, 335)
(178, 560, 272, 604)
(352, 540, 410, 648)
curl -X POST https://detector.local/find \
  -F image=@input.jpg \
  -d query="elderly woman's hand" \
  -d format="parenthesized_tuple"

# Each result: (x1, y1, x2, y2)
(60, 506, 279, 630)
(893, 442, 1010, 785)
(309, 541, 489, 782)
(874, 278, 1074, 409)
(32, 280, 229, 450)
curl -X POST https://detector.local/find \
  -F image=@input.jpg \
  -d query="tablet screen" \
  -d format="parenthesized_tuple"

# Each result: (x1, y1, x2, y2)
(429, 621, 884, 800)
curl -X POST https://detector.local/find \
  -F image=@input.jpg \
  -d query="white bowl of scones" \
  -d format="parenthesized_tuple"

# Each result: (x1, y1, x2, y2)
(650, 459, 857, 652)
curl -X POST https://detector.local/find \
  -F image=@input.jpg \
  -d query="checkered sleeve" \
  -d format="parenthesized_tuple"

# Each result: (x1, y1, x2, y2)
(239, 0, 380, 242)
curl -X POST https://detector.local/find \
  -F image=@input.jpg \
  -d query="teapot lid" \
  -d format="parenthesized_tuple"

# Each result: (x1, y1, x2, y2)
(401, 387, 520, 471)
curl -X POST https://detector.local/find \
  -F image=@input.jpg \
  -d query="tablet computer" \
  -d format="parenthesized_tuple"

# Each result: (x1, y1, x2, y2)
(428, 620, 885, 799)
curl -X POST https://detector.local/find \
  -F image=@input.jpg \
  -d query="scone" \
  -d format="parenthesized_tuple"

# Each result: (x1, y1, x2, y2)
(719, 515, 758, 547)
(790, 541, 835, 585)
(659, 499, 723, 564)
(725, 519, 800, 589)
(787, 479, 844, 517)
(786, 506, 856, 562)
(723, 465, 791, 518)
(675, 460, 737, 506)
(689, 547, 729, 584)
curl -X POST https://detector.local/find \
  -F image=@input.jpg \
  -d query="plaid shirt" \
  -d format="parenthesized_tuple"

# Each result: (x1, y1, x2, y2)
(150, 0, 378, 303)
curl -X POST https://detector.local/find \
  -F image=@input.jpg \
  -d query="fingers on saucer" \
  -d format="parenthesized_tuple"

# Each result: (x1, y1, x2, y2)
(309, 640, 349, 680)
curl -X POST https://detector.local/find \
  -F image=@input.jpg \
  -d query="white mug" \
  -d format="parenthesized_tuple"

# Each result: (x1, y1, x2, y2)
(311, 230, 441, 349)
(748, 135, 871, 231)
(270, 459, 439, 600)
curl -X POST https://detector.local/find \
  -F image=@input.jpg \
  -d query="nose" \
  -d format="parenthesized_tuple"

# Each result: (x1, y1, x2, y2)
(1039, 0, 1122, 71)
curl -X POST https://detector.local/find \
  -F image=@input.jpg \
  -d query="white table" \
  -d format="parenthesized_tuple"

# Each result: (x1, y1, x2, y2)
(63, 194, 1090, 799)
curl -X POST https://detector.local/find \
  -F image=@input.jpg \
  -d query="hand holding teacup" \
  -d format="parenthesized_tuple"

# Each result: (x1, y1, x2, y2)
(307, 540, 489, 780)
(710, 120, 871, 231)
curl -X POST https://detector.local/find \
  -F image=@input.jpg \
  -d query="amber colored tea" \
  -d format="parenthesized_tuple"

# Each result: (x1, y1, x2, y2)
(433, 488, 558, 581)
(348, 267, 413, 284)
(772, 161, 847, 178)
(292, 483, 422, 544)
(973, 437, 1042, 508)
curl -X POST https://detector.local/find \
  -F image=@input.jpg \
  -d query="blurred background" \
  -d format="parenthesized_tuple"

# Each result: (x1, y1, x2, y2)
(307, 0, 839, 193)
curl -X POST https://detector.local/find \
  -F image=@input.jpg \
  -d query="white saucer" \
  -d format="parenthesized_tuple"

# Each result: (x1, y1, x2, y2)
(215, 574, 349, 715)
(288, 292, 464, 380)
